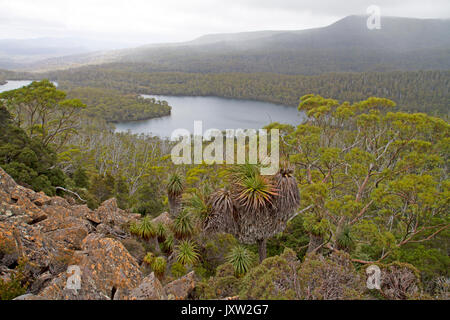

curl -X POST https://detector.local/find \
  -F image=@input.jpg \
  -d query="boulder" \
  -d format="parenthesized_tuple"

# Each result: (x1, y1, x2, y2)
(38, 234, 143, 300)
(152, 212, 172, 227)
(120, 272, 167, 300)
(164, 271, 196, 300)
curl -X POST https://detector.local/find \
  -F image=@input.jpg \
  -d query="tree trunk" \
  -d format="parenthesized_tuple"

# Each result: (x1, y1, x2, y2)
(168, 196, 181, 218)
(257, 239, 267, 263)
(307, 233, 323, 253)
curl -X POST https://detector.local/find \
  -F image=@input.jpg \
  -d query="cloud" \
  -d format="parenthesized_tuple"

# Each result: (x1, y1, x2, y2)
(0, 0, 449, 44)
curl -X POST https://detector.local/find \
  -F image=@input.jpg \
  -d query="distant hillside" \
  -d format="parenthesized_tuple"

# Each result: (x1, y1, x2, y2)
(9, 15, 448, 74)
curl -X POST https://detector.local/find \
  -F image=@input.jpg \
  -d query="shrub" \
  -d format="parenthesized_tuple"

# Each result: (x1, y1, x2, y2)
(195, 263, 241, 299)
(171, 261, 187, 278)
(298, 251, 365, 300)
(151, 256, 167, 279)
(240, 248, 300, 300)
(143, 252, 155, 265)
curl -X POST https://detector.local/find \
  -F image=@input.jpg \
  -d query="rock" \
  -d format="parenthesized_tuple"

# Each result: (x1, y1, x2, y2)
(152, 212, 172, 227)
(164, 271, 196, 300)
(122, 272, 167, 300)
(38, 234, 143, 300)
(0, 167, 145, 300)
(30, 271, 54, 294)
(13, 293, 46, 300)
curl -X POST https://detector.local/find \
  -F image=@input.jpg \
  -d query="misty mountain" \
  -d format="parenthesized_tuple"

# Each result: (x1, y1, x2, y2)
(5, 15, 450, 74)
(0, 37, 141, 70)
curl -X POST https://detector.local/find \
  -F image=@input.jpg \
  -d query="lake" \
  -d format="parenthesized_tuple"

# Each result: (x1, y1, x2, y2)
(115, 95, 305, 137)
(0, 80, 33, 92)
(0, 82, 305, 137)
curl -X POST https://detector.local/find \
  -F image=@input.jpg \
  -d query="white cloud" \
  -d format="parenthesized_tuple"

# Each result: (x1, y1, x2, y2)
(0, 0, 449, 44)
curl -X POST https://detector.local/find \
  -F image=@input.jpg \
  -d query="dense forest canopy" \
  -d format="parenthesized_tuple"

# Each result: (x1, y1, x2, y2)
(45, 67, 450, 116)
(65, 86, 171, 122)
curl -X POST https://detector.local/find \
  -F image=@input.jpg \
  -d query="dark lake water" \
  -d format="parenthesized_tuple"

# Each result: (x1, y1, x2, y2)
(115, 95, 305, 137)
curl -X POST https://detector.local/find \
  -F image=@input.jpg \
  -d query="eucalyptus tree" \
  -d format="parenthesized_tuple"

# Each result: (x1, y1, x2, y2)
(274, 94, 449, 262)
(0, 80, 85, 151)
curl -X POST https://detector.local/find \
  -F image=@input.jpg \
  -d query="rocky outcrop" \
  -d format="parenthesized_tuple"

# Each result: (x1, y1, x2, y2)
(0, 167, 197, 300)
(164, 271, 196, 300)
(116, 272, 167, 300)
(38, 234, 143, 300)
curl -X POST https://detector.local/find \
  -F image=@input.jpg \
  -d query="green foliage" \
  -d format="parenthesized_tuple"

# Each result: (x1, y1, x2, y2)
(135, 216, 157, 240)
(0, 105, 68, 195)
(175, 240, 200, 266)
(143, 252, 155, 265)
(163, 232, 175, 253)
(0, 80, 85, 150)
(240, 248, 300, 300)
(195, 263, 241, 299)
(226, 245, 255, 276)
(0, 259, 28, 300)
(172, 209, 195, 239)
(167, 173, 184, 197)
(198, 233, 238, 276)
(52, 69, 450, 116)
(65, 86, 171, 122)
(170, 261, 187, 278)
(298, 252, 365, 300)
(156, 222, 167, 241)
(151, 256, 167, 279)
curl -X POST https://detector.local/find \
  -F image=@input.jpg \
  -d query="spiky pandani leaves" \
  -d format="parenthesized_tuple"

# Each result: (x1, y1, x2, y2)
(205, 163, 301, 245)
(135, 215, 157, 240)
(274, 165, 300, 214)
(226, 245, 255, 276)
(336, 225, 354, 251)
(204, 186, 238, 234)
(184, 188, 211, 221)
(156, 222, 167, 241)
(172, 209, 195, 239)
(235, 174, 278, 213)
(228, 163, 260, 181)
(167, 173, 184, 197)
(163, 232, 175, 253)
(175, 240, 200, 266)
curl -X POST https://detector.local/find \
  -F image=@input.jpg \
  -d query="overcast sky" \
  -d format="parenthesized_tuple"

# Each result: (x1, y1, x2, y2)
(1, 0, 450, 46)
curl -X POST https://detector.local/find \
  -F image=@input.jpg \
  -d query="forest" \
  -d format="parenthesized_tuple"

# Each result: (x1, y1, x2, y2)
(0, 80, 448, 300)
(46, 67, 450, 116)
(65, 86, 171, 122)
